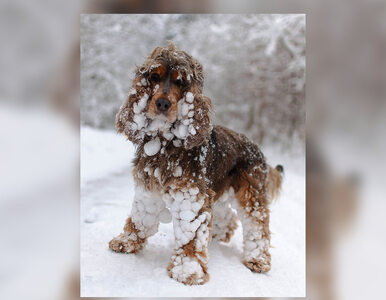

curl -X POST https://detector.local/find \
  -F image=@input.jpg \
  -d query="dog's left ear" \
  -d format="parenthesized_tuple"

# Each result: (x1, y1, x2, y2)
(179, 56, 213, 149)
(183, 93, 213, 149)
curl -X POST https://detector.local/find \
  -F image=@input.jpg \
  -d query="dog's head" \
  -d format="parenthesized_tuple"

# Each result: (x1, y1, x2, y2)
(116, 43, 212, 150)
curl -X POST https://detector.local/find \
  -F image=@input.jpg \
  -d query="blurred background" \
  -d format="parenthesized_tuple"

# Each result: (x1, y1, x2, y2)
(0, 0, 385, 300)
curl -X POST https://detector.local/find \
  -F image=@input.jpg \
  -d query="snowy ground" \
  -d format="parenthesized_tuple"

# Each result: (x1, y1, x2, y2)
(80, 126, 305, 297)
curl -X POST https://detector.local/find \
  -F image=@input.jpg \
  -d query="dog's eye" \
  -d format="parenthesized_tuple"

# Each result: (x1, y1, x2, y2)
(175, 79, 183, 87)
(150, 73, 160, 83)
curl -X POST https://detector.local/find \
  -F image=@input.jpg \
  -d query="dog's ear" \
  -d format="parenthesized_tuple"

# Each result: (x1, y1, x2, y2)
(182, 93, 213, 149)
(175, 55, 212, 149)
(115, 77, 149, 144)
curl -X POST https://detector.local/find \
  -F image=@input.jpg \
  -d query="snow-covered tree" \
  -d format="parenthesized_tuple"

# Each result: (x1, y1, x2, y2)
(80, 14, 305, 149)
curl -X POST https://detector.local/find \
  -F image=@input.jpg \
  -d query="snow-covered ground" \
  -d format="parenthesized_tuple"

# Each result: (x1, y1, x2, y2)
(80, 126, 305, 297)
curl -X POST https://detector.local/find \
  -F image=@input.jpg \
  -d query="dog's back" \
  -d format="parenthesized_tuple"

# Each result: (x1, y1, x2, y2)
(203, 125, 283, 202)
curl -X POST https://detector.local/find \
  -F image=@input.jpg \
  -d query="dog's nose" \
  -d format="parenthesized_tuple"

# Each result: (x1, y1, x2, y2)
(155, 98, 171, 112)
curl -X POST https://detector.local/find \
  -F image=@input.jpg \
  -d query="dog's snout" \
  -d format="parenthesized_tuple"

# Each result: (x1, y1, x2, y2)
(155, 98, 171, 112)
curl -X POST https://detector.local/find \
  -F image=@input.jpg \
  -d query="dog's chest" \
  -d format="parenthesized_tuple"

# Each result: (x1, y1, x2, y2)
(133, 144, 207, 191)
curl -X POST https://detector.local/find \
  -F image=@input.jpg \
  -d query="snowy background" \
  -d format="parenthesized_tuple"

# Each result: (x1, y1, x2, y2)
(80, 14, 305, 297)
(81, 14, 305, 148)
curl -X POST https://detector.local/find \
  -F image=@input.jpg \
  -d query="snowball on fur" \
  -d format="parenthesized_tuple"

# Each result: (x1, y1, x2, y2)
(185, 92, 194, 103)
(144, 137, 161, 156)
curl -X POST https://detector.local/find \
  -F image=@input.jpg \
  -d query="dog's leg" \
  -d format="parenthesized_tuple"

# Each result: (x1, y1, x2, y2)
(212, 193, 238, 243)
(164, 185, 212, 285)
(232, 170, 271, 273)
(109, 186, 166, 253)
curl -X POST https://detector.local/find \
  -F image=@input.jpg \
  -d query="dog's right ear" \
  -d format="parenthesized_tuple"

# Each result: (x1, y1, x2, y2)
(115, 77, 150, 144)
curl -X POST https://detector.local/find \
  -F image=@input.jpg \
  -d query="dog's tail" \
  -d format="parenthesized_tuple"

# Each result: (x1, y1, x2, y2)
(267, 164, 284, 203)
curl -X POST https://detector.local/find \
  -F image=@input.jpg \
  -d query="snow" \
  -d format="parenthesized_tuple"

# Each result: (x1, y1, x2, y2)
(185, 92, 194, 103)
(81, 15, 305, 147)
(180, 210, 197, 222)
(171, 92, 197, 142)
(173, 165, 182, 177)
(144, 137, 161, 156)
(167, 188, 206, 239)
(127, 87, 199, 147)
(166, 183, 211, 284)
(131, 186, 165, 238)
(80, 126, 135, 185)
(173, 139, 182, 147)
(232, 198, 270, 264)
(170, 255, 205, 284)
(212, 191, 237, 241)
(133, 93, 148, 114)
(181, 103, 189, 116)
(140, 78, 148, 86)
(189, 125, 197, 135)
(81, 126, 305, 297)
(159, 208, 172, 223)
(133, 113, 146, 129)
(174, 123, 188, 139)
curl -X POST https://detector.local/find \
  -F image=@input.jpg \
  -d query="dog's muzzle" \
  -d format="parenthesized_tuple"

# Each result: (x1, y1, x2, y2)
(155, 98, 171, 112)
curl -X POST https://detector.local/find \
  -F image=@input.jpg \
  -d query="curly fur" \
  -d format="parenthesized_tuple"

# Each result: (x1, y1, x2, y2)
(109, 43, 284, 285)
(116, 43, 211, 149)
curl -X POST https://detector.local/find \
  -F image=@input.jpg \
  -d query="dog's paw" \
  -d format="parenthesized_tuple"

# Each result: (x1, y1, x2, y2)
(212, 225, 237, 243)
(167, 255, 209, 285)
(243, 256, 271, 273)
(212, 232, 231, 243)
(108, 232, 144, 253)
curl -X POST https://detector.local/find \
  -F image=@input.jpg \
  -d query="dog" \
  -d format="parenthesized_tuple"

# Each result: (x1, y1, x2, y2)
(109, 43, 284, 285)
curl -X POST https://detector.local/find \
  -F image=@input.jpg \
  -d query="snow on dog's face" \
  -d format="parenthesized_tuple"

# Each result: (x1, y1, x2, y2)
(146, 65, 183, 124)
(116, 43, 212, 150)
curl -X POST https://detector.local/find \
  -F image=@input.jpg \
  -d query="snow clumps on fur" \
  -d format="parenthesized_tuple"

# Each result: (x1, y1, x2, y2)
(231, 195, 270, 271)
(144, 137, 161, 156)
(173, 92, 197, 142)
(164, 185, 211, 284)
(163, 186, 209, 248)
(124, 85, 199, 149)
(131, 186, 168, 239)
(212, 188, 238, 242)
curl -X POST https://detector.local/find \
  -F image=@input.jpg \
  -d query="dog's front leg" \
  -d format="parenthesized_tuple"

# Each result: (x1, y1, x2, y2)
(164, 184, 212, 285)
(109, 186, 167, 253)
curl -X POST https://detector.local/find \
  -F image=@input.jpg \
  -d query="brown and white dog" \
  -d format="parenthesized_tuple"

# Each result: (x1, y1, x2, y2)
(109, 43, 284, 285)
